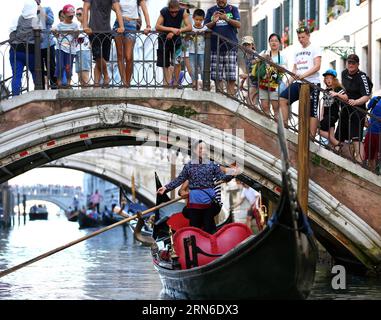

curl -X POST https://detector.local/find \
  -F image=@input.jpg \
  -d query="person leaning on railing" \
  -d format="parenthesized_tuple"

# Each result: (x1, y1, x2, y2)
(36, 0, 57, 89)
(279, 26, 322, 137)
(204, 0, 241, 96)
(257, 33, 288, 120)
(113, 0, 151, 87)
(187, 8, 208, 90)
(155, 0, 192, 88)
(335, 54, 373, 163)
(75, 7, 92, 87)
(239, 35, 258, 107)
(82, 0, 125, 87)
(362, 96, 381, 173)
(8, 1, 39, 96)
(318, 69, 347, 152)
(53, 5, 78, 88)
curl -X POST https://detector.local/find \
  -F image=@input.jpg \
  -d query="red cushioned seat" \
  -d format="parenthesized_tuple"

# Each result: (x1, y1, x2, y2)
(167, 212, 190, 231)
(173, 223, 253, 269)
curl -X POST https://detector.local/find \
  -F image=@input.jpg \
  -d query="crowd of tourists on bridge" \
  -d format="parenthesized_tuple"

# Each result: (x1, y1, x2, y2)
(6, 0, 381, 173)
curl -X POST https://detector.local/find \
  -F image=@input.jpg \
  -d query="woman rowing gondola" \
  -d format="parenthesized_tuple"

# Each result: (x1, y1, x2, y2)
(151, 124, 318, 299)
(157, 140, 240, 234)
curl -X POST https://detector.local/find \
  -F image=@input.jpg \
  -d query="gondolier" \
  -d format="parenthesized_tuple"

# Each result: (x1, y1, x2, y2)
(152, 121, 318, 300)
(157, 140, 239, 234)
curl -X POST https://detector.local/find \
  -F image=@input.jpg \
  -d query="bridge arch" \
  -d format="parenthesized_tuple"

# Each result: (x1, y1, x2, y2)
(1, 101, 380, 272)
(22, 196, 69, 211)
(44, 155, 156, 207)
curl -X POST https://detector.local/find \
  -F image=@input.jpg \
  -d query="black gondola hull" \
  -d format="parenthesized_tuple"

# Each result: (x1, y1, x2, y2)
(154, 222, 317, 300)
(78, 213, 101, 229)
(29, 212, 48, 220)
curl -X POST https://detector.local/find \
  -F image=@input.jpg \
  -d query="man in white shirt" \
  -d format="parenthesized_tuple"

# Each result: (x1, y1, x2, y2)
(279, 26, 322, 138)
(232, 181, 262, 231)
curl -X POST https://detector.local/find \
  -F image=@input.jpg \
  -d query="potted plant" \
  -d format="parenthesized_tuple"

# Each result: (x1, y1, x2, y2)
(327, 9, 335, 22)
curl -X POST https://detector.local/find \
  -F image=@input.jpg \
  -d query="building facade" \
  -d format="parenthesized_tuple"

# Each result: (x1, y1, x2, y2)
(250, 0, 380, 95)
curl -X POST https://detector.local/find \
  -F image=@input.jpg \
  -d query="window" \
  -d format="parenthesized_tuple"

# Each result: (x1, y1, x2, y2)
(273, 6, 282, 37)
(253, 17, 268, 52)
(362, 45, 368, 75)
(253, 24, 259, 49)
(281, 0, 292, 47)
(327, 0, 350, 23)
(299, 0, 319, 32)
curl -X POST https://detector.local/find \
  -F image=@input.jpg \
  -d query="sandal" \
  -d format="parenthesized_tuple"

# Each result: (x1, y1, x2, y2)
(332, 142, 343, 154)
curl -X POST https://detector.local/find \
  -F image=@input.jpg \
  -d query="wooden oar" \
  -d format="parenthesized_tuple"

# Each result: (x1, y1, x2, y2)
(0, 197, 183, 279)
(67, 211, 80, 220)
(114, 206, 156, 246)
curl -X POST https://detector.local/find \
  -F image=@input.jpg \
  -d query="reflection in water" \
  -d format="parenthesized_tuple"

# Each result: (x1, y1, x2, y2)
(1, 214, 381, 300)
(309, 264, 381, 300)
(0, 214, 162, 300)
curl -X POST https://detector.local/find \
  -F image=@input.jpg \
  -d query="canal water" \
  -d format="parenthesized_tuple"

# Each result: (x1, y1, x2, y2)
(1, 213, 381, 300)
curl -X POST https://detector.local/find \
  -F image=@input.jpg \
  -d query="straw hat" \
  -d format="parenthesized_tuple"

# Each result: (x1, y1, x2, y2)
(241, 35, 254, 45)
(179, 1, 196, 9)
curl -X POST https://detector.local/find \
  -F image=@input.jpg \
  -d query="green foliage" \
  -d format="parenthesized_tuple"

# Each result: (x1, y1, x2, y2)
(166, 105, 198, 118)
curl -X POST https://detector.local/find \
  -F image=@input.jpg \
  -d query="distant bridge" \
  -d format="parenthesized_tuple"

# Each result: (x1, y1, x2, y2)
(10, 184, 85, 211)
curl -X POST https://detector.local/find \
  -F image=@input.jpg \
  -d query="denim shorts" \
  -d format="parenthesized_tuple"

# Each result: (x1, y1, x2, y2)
(75, 49, 91, 73)
(113, 19, 137, 40)
(279, 82, 321, 118)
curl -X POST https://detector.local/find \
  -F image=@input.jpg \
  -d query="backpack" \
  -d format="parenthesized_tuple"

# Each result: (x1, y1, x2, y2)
(250, 60, 267, 82)
(368, 96, 381, 112)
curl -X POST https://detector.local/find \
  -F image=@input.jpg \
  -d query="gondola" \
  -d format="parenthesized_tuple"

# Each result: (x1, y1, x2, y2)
(150, 123, 318, 299)
(102, 210, 124, 226)
(29, 205, 48, 220)
(66, 210, 79, 222)
(78, 211, 102, 229)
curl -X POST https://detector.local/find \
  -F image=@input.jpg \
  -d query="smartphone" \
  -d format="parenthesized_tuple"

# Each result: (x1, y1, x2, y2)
(218, 9, 225, 14)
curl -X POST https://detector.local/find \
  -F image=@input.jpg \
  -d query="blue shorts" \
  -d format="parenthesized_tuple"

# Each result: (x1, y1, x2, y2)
(279, 82, 321, 118)
(113, 19, 137, 40)
(75, 49, 91, 73)
(54, 50, 74, 79)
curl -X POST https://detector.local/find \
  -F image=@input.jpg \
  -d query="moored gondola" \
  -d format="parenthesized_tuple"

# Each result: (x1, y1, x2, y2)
(78, 211, 101, 229)
(150, 128, 318, 299)
(29, 204, 48, 220)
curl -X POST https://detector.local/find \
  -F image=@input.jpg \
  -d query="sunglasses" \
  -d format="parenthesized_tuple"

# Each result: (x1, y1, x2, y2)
(169, 10, 179, 14)
(296, 27, 308, 34)
(347, 60, 358, 65)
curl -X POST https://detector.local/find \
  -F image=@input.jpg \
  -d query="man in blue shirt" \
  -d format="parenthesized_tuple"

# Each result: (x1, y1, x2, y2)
(205, 0, 240, 95)
(363, 96, 381, 172)
(36, 1, 57, 89)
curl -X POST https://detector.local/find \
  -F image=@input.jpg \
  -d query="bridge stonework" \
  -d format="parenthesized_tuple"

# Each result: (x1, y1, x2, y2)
(1, 89, 381, 271)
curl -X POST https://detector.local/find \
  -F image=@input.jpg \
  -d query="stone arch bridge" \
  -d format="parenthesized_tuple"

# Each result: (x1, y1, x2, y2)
(10, 184, 85, 212)
(0, 88, 381, 273)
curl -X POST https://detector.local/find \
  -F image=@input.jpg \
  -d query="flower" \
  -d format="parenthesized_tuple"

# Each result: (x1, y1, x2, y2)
(298, 19, 317, 33)
(281, 26, 289, 47)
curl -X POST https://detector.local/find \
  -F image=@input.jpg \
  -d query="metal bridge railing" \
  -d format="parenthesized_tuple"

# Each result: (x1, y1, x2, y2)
(0, 29, 380, 174)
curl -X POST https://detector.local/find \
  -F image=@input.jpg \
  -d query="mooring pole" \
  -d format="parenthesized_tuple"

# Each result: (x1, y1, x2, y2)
(297, 84, 310, 213)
